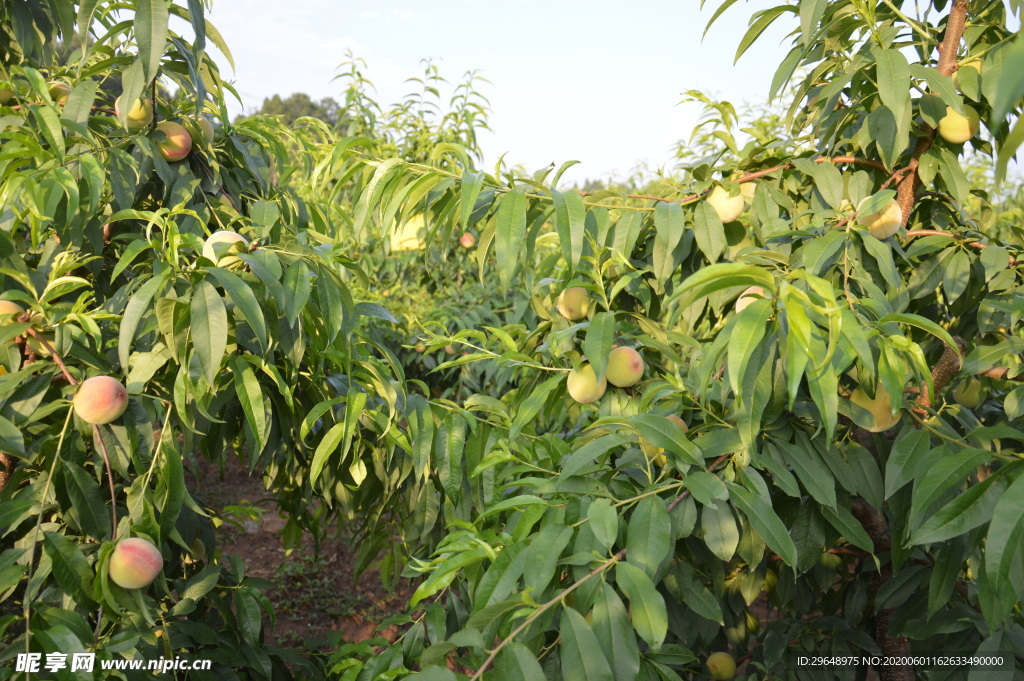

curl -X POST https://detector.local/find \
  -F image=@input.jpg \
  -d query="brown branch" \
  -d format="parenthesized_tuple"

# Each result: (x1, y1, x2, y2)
(979, 366, 1024, 381)
(894, 0, 969, 228)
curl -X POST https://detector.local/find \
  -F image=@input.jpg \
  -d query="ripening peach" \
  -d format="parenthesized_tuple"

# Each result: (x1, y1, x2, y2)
(153, 121, 192, 161)
(606, 346, 644, 387)
(109, 537, 163, 589)
(115, 96, 154, 130)
(567, 364, 607, 404)
(707, 185, 744, 223)
(557, 287, 591, 321)
(856, 197, 902, 239)
(460, 232, 476, 248)
(953, 59, 982, 93)
(73, 376, 129, 425)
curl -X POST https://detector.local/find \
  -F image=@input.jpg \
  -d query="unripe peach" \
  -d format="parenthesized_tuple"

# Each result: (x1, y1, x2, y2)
(115, 96, 154, 130)
(567, 364, 607, 404)
(73, 376, 129, 425)
(856, 197, 902, 239)
(640, 414, 688, 465)
(953, 59, 982, 93)
(109, 537, 163, 589)
(0, 83, 13, 105)
(47, 81, 70, 105)
(706, 651, 737, 680)
(735, 286, 764, 312)
(952, 377, 986, 409)
(444, 344, 456, 355)
(183, 538, 206, 565)
(460, 232, 476, 248)
(153, 121, 192, 161)
(202, 230, 248, 267)
(0, 299, 23, 320)
(606, 346, 644, 387)
(557, 287, 591, 321)
(937, 105, 980, 144)
(848, 383, 901, 433)
(26, 335, 53, 358)
(739, 181, 757, 201)
(707, 185, 744, 223)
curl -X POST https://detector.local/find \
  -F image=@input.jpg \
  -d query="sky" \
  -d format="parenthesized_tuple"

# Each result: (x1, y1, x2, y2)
(195, 0, 795, 186)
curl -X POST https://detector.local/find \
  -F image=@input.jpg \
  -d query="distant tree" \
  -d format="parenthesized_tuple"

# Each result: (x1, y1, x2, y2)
(254, 92, 341, 125)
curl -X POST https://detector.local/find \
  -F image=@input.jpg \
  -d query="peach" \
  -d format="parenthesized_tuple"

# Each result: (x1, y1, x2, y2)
(707, 185, 744, 223)
(937, 105, 980, 144)
(153, 121, 192, 161)
(0, 83, 13, 105)
(856, 197, 902, 239)
(202, 230, 249, 267)
(115, 96, 154, 131)
(109, 537, 163, 589)
(47, 81, 70, 105)
(706, 652, 737, 680)
(566, 364, 607, 404)
(183, 538, 206, 565)
(953, 59, 982, 93)
(735, 286, 764, 312)
(460, 232, 476, 248)
(557, 287, 591, 321)
(606, 346, 644, 387)
(640, 414, 688, 465)
(848, 383, 901, 433)
(73, 376, 129, 425)
(0, 300, 23, 320)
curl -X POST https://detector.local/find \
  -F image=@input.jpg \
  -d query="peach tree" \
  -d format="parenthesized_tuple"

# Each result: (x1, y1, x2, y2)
(0, 0, 413, 677)
(319, 1, 1024, 680)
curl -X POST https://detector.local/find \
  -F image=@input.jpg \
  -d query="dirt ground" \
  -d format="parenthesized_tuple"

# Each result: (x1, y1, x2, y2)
(185, 453, 413, 651)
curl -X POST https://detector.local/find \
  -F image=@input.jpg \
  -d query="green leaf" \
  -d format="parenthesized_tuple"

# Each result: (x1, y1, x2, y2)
(673, 263, 774, 305)
(727, 482, 799, 565)
(495, 189, 528, 289)
(588, 498, 619, 552)
(585, 312, 615, 383)
(701, 500, 738, 561)
(63, 463, 110, 540)
(692, 202, 725, 263)
(985, 472, 1024, 596)
(626, 496, 671, 578)
(559, 434, 628, 481)
(910, 474, 1002, 545)
(560, 607, 614, 681)
(615, 561, 668, 649)
(728, 300, 771, 398)
(510, 374, 562, 442)
(909, 447, 991, 526)
(310, 422, 345, 485)
(592, 584, 641, 681)
(819, 503, 874, 554)
(407, 394, 434, 480)
(206, 267, 268, 353)
(231, 357, 268, 455)
(436, 413, 467, 504)
(552, 188, 586, 270)
(495, 642, 545, 681)
(524, 524, 573, 595)
(190, 279, 228, 385)
(628, 415, 702, 465)
(876, 49, 911, 121)
(135, 0, 169, 83)
(282, 260, 311, 327)
(44, 532, 95, 604)
(117, 271, 166, 368)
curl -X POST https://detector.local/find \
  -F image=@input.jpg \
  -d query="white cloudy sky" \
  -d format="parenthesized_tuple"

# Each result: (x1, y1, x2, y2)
(193, 0, 796, 185)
